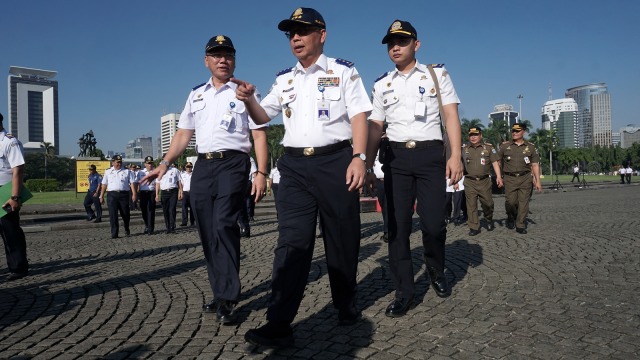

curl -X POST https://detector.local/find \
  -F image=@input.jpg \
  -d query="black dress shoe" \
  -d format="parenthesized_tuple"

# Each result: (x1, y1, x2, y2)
(427, 267, 451, 298)
(87, 216, 96, 221)
(516, 228, 527, 234)
(381, 233, 389, 243)
(180, 223, 187, 227)
(111, 235, 118, 239)
(143, 228, 148, 234)
(203, 299, 217, 313)
(240, 228, 250, 238)
(215, 299, 239, 324)
(487, 221, 495, 231)
(125, 230, 131, 236)
(245, 322, 294, 348)
(316, 233, 323, 238)
(385, 297, 416, 318)
(506, 220, 515, 229)
(93, 219, 102, 223)
(338, 307, 361, 326)
(468, 229, 481, 236)
(6, 272, 27, 281)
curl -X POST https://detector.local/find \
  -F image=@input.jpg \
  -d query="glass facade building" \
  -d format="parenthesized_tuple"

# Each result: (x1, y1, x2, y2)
(565, 83, 611, 147)
(541, 98, 578, 149)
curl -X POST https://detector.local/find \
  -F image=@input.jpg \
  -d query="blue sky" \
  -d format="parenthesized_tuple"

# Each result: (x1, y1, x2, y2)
(2, 0, 638, 156)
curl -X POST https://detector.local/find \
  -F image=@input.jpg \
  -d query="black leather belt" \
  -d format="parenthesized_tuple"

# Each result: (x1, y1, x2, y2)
(162, 188, 178, 192)
(504, 171, 530, 177)
(140, 190, 154, 192)
(108, 190, 130, 193)
(284, 139, 350, 157)
(198, 150, 245, 160)
(389, 140, 443, 149)
(466, 175, 489, 180)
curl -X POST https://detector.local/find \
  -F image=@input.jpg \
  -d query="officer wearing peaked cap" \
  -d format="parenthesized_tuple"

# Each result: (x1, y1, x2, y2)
(462, 127, 502, 236)
(365, 19, 463, 317)
(138, 156, 157, 234)
(497, 123, 541, 234)
(140, 34, 268, 325)
(233, 7, 372, 347)
(179, 161, 195, 226)
(84, 164, 103, 223)
(99, 154, 137, 238)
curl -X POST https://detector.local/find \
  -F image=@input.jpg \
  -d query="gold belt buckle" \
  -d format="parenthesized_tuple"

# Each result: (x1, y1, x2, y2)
(205, 152, 214, 160)
(405, 140, 416, 149)
(303, 147, 315, 156)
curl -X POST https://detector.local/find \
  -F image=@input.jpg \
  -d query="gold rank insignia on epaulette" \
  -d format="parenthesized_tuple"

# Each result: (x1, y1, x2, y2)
(335, 58, 354, 68)
(5, 133, 14, 138)
(430, 63, 445, 68)
(276, 67, 294, 76)
(375, 72, 389, 84)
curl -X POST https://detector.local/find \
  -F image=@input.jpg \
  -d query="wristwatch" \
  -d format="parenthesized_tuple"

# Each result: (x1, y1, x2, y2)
(10, 196, 20, 201)
(366, 168, 374, 174)
(160, 160, 171, 167)
(352, 153, 366, 161)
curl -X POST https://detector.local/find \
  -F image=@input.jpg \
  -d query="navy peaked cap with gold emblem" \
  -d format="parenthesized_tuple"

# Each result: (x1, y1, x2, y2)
(469, 127, 482, 135)
(0, 112, 3, 122)
(382, 19, 418, 44)
(112, 154, 123, 161)
(144, 156, 154, 163)
(278, 7, 326, 31)
(186, 162, 193, 167)
(205, 35, 235, 54)
(511, 123, 527, 132)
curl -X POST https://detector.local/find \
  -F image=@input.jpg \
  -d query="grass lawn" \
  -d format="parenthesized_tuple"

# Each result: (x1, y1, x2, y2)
(539, 174, 621, 184)
(27, 190, 85, 205)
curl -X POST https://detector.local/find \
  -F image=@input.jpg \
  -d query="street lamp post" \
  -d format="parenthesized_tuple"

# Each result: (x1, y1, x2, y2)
(517, 94, 524, 122)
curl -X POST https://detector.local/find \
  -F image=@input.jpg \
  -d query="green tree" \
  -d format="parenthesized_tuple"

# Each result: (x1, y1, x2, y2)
(266, 124, 285, 170)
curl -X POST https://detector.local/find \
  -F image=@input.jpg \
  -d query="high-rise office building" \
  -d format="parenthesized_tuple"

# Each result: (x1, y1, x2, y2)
(7, 66, 59, 154)
(619, 125, 640, 148)
(541, 98, 578, 149)
(565, 83, 612, 147)
(125, 136, 153, 159)
(160, 113, 195, 156)
(489, 104, 519, 127)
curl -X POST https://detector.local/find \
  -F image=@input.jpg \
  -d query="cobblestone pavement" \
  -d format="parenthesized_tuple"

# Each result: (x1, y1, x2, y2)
(1, 185, 639, 359)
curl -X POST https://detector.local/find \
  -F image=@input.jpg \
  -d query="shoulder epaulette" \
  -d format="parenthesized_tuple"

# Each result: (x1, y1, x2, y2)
(5, 133, 14, 138)
(430, 64, 445, 68)
(374, 72, 389, 83)
(501, 141, 510, 144)
(192, 82, 206, 91)
(484, 142, 493, 147)
(276, 67, 294, 76)
(335, 58, 354, 68)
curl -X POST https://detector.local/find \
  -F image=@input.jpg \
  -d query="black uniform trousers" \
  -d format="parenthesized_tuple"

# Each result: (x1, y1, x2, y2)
(139, 190, 156, 233)
(160, 188, 178, 231)
(83, 190, 102, 220)
(107, 191, 131, 237)
(1, 210, 28, 275)
(237, 181, 252, 230)
(626, 173, 631, 184)
(267, 147, 360, 324)
(181, 191, 195, 225)
(191, 152, 249, 301)
(375, 178, 388, 234)
(384, 144, 447, 299)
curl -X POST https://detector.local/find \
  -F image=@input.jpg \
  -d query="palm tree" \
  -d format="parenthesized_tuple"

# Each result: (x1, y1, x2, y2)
(40, 141, 55, 180)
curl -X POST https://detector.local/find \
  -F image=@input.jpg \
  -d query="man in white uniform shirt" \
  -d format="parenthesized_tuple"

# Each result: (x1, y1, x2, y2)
(140, 35, 267, 325)
(234, 7, 372, 348)
(138, 156, 157, 235)
(179, 162, 195, 226)
(157, 162, 181, 234)
(99, 155, 137, 239)
(365, 20, 463, 317)
(0, 112, 28, 281)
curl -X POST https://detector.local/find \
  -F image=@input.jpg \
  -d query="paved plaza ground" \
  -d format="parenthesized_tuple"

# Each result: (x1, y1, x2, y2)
(1, 184, 639, 359)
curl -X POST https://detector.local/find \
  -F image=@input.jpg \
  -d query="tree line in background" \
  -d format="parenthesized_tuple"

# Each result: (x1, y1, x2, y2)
(22, 121, 640, 191)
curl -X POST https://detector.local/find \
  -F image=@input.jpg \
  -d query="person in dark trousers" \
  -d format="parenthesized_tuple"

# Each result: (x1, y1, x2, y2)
(140, 35, 267, 326)
(99, 155, 137, 238)
(366, 20, 463, 318)
(0, 112, 29, 281)
(138, 156, 157, 235)
(84, 164, 103, 223)
(571, 164, 580, 183)
(233, 7, 372, 348)
(157, 162, 181, 234)
(179, 162, 195, 226)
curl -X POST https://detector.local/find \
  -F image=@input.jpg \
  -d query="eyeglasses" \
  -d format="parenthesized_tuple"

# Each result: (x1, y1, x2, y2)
(206, 53, 235, 60)
(285, 27, 321, 39)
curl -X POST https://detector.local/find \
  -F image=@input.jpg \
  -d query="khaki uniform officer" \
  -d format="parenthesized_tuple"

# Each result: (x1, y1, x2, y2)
(497, 123, 542, 234)
(462, 127, 502, 236)
(234, 7, 372, 348)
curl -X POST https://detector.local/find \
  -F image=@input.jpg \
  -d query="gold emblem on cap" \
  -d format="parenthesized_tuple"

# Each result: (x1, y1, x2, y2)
(292, 8, 303, 19)
(390, 21, 402, 31)
(215, 35, 225, 44)
(285, 108, 292, 118)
